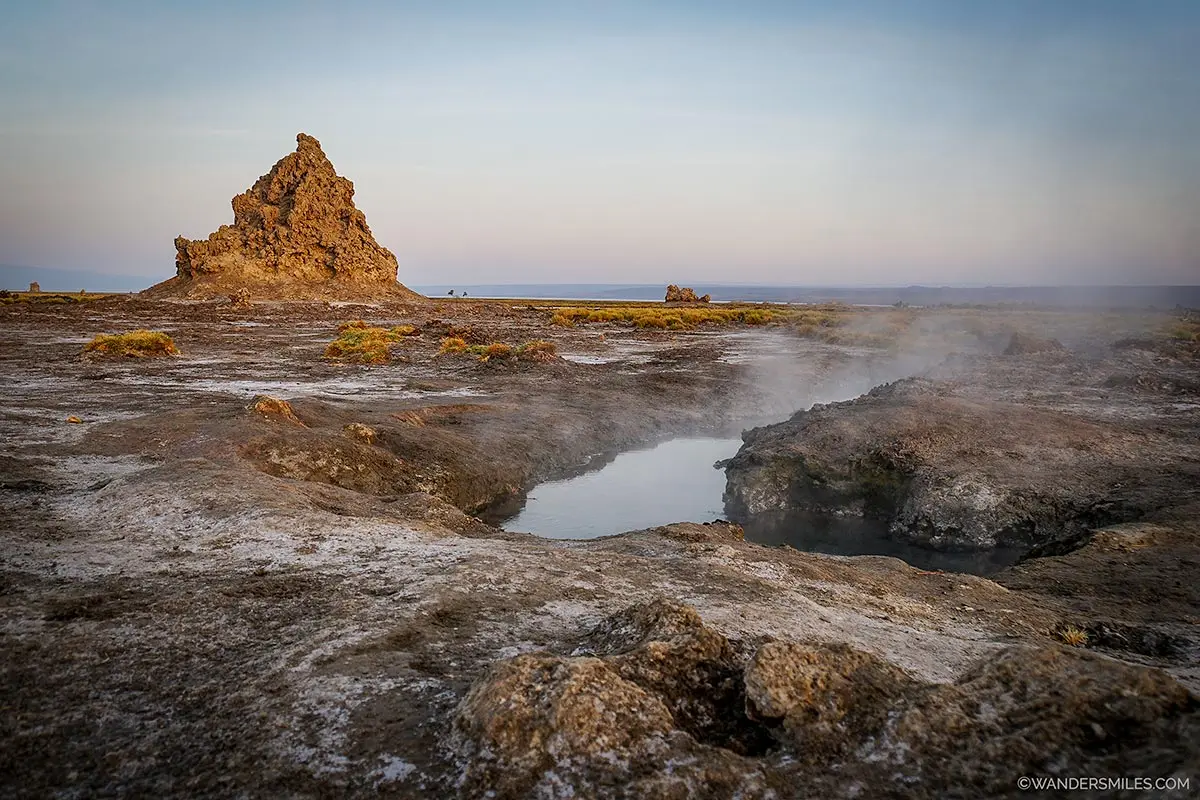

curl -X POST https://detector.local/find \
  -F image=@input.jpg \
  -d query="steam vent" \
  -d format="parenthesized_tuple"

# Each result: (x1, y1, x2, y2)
(144, 133, 420, 300)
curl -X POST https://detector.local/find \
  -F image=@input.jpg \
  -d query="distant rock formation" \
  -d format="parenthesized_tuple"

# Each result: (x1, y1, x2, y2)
(665, 284, 710, 303)
(144, 133, 421, 301)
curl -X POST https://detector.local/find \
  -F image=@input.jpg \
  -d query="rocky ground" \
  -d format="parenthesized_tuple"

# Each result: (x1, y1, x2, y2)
(1, 297, 1197, 798)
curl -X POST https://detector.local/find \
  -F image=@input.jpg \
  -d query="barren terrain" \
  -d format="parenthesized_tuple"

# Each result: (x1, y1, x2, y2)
(2, 296, 1197, 798)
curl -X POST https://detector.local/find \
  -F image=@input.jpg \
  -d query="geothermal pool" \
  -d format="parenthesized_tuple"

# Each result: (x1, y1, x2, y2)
(499, 437, 740, 540)
(499, 436, 1023, 575)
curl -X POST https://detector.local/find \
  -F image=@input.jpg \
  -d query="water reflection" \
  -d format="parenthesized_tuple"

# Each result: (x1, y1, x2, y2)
(498, 437, 740, 540)
(740, 511, 1024, 576)
(497, 436, 1023, 576)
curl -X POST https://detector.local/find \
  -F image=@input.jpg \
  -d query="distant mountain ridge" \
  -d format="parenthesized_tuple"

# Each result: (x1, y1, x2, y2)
(415, 283, 1200, 309)
(4, 268, 1196, 309)
(0, 264, 152, 293)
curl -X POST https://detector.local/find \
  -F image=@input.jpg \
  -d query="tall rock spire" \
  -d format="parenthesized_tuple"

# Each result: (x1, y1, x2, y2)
(145, 133, 420, 300)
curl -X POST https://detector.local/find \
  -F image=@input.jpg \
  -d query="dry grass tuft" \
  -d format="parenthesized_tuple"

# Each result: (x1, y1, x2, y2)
(83, 330, 179, 358)
(325, 322, 418, 364)
(1166, 313, 1200, 343)
(439, 338, 559, 364)
(1057, 625, 1090, 647)
(2, 290, 108, 305)
(439, 336, 469, 355)
(518, 340, 558, 362)
(481, 342, 513, 361)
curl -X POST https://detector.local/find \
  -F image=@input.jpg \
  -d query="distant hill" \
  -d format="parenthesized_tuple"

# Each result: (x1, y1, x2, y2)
(0, 264, 157, 293)
(414, 283, 1200, 310)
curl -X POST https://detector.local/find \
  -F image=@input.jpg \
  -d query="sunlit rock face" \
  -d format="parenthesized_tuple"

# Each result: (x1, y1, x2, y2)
(145, 133, 421, 301)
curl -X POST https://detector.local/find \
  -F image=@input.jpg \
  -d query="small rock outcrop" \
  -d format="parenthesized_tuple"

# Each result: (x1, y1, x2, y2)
(247, 395, 305, 426)
(145, 133, 422, 301)
(227, 288, 252, 308)
(665, 284, 710, 303)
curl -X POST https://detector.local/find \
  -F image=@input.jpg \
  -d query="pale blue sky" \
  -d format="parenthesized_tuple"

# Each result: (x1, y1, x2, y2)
(1, 1, 1197, 285)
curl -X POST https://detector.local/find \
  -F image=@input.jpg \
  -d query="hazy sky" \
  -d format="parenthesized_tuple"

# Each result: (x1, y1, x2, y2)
(2, 1, 1198, 286)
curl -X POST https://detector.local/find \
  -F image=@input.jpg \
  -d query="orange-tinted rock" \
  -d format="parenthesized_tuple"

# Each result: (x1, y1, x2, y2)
(665, 284, 710, 303)
(248, 395, 305, 426)
(145, 134, 421, 301)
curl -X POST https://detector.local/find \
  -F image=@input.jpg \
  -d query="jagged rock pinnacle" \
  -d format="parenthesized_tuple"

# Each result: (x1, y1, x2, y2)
(144, 133, 419, 300)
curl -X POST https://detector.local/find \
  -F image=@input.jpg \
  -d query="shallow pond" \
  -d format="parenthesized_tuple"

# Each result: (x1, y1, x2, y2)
(500, 437, 739, 540)
(499, 436, 1023, 575)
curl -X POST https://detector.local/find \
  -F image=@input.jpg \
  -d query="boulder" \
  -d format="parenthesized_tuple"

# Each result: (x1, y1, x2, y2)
(144, 133, 422, 301)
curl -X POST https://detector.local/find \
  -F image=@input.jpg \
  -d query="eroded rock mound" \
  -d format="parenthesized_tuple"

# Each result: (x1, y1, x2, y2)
(724, 371, 1200, 554)
(665, 284, 710, 303)
(452, 599, 1199, 799)
(145, 133, 421, 301)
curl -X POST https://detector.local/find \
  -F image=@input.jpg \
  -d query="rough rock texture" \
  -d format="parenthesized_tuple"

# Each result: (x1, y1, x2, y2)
(743, 641, 916, 761)
(247, 395, 305, 426)
(883, 646, 1199, 791)
(453, 599, 1199, 799)
(227, 288, 252, 308)
(451, 599, 772, 799)
(145, 133, 421, 301)
(724, 350, 1200, 554)
(664, 284, 710, 303)
(4, 300, 1198, 798)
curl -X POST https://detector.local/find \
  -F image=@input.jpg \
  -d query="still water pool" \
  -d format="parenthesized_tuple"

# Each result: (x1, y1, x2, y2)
(500, 437, 740, 540)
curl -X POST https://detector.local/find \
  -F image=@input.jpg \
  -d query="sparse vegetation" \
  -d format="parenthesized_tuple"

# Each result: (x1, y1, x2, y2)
(542, 301, 1200, 351)
(439, 337, 559, 363)
(517, 340, 558, 362)
(1, 291, 109, 305)
(542, 301, 921, 345)
(548, 304, 793, 330)
(1058, 625, 1090, 647)
(325, 321, 419, 364)
(481, 342, 514, 361)
(1166, 313, 1200, 343)
(83, 330, 179, 358)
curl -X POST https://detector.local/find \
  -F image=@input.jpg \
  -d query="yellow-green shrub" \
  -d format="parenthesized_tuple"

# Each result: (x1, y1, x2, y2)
(481, 342, 513, 361)
(83, 330, 179, 358)
(325, 323, 417, 364)
(441, 338, 559, 363)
